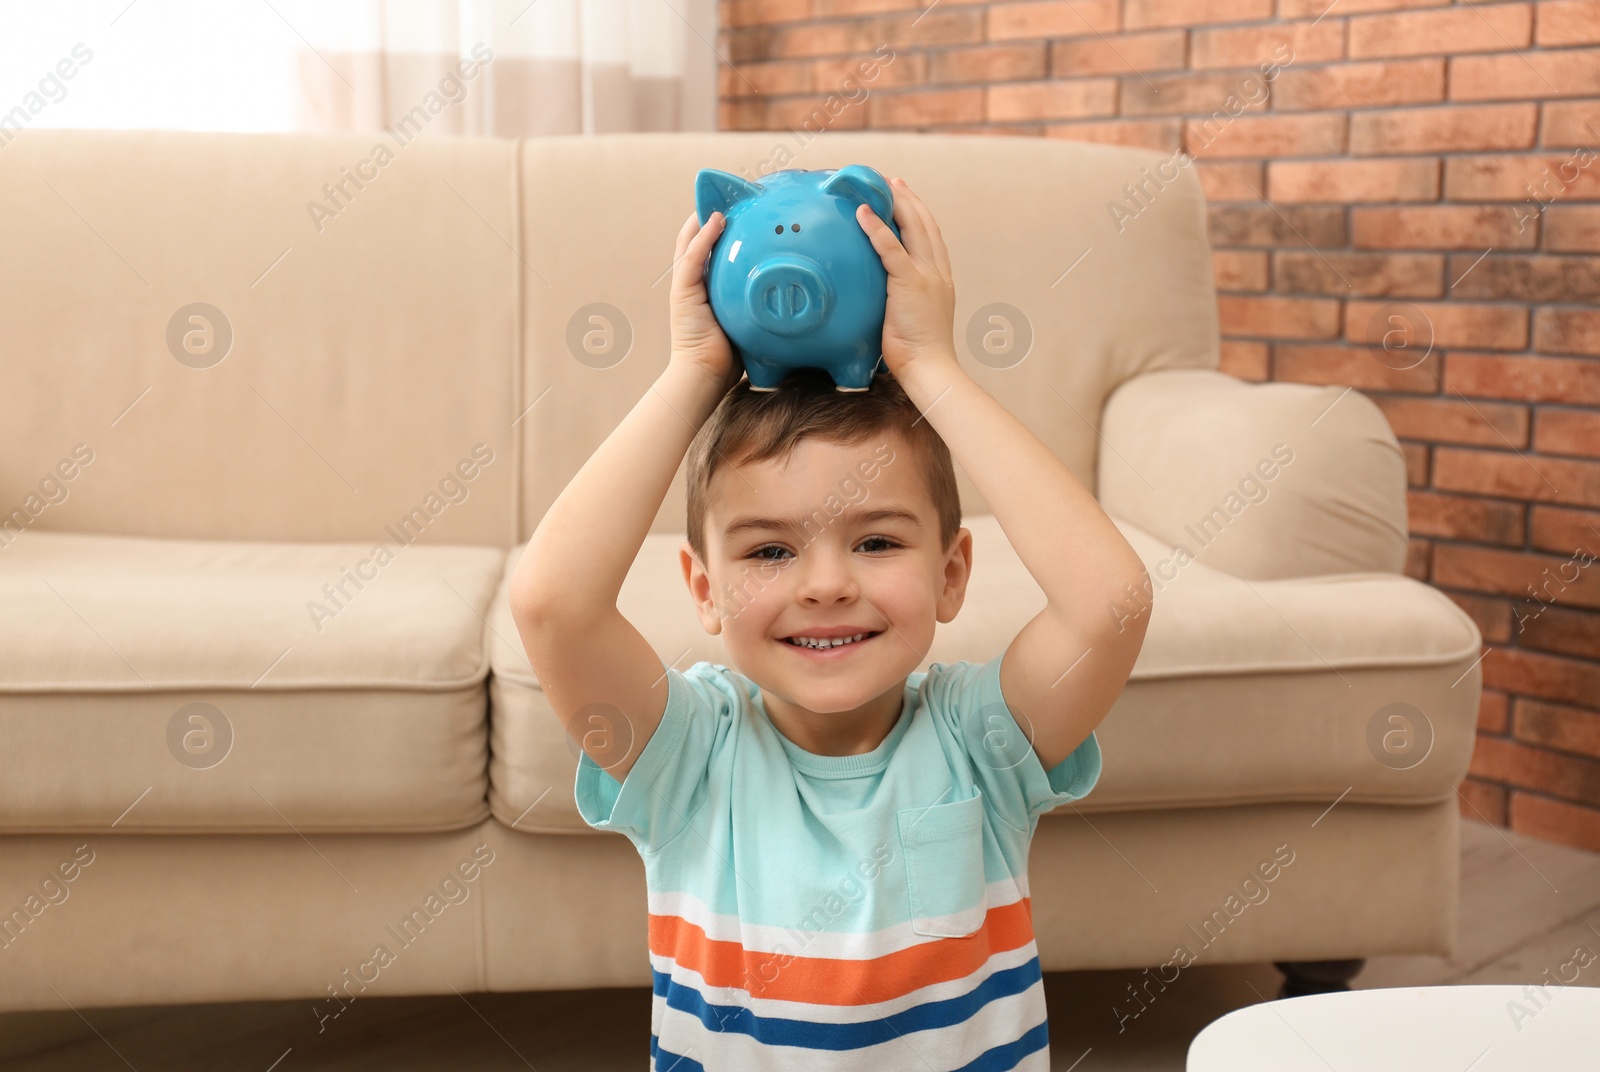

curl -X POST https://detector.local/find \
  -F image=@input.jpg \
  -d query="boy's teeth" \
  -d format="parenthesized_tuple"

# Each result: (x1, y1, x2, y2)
(788, 632, 869, 649)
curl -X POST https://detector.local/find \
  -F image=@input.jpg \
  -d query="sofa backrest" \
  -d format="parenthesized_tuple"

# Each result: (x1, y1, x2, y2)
(519, 131, 1221, 545)
(0, 129, 1218, 550)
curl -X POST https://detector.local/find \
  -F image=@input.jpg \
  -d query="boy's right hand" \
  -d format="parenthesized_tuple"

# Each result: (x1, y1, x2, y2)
(669, 210, 741, 392)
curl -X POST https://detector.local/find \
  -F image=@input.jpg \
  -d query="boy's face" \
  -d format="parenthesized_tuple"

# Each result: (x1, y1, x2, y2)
(680, 428, 973, 721)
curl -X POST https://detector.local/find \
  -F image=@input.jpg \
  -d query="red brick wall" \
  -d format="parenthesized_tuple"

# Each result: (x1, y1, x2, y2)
(718, 0, 1600, 853)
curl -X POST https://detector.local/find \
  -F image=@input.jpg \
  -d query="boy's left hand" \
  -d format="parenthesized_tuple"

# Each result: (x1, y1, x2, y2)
(855, 177, 959, 382)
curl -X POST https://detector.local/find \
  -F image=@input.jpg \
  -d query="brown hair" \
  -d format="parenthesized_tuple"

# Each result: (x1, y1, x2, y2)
(685, 367, 961, 565)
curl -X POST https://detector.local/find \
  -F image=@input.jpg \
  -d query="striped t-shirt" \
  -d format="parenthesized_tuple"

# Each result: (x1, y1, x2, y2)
(574, 649, 1103, 1072)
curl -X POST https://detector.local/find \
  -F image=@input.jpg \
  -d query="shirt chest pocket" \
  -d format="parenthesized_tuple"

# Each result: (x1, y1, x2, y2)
(896, 789, 987, 938)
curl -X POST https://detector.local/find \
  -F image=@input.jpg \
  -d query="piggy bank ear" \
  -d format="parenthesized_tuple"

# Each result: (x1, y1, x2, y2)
(696, 169, 762, 225)
(819, 165, 893, 224)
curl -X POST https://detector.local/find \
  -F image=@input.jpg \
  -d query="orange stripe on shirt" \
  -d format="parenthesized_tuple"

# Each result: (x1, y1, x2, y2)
(646, 896, 1037, 1007)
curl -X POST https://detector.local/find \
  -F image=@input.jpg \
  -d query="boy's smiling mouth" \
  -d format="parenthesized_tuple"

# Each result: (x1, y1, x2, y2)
(780, 628, 884, 653)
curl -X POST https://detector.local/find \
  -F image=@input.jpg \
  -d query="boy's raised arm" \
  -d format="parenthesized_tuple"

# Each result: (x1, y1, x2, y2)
(856, 178, 1151, 773)
(509, 209, 736, 783)
(508, 360, 727, 617)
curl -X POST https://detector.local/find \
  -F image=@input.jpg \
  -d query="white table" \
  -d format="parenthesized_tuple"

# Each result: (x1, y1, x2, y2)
(1187, 984, 1600, 1071)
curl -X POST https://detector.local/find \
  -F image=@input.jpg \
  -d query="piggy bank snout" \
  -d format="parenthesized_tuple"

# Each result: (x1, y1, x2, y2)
(745, 255, 832, 338)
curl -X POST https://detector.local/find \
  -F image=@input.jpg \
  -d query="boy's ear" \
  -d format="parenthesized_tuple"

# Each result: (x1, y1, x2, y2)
(935, 526, 974, 625)
(679, 539, 722, 635)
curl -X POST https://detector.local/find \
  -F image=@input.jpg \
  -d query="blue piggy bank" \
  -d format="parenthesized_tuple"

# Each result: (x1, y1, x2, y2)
(695, 165, 903, 392)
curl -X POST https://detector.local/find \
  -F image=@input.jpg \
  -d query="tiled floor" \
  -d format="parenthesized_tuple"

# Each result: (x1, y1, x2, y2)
(2, 817, 1596, 1070)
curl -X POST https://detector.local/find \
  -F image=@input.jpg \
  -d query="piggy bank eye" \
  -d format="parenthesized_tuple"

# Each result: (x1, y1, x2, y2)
(774, 224, 783, 234)
(791, 223, 800, 232)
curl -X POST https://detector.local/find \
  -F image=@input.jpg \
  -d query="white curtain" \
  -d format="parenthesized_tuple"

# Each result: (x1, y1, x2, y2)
(289, 0, 718, 136)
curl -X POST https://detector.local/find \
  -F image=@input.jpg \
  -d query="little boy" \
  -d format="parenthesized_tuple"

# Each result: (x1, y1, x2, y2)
(510, 177, 1151, 1071)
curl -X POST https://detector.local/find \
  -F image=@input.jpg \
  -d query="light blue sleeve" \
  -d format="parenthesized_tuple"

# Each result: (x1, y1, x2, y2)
(931, 651, 1102, 834)
(572, 662, 734, 856)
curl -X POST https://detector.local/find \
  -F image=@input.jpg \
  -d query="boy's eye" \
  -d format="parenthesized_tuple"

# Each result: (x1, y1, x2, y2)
(745, 536, 898, 561)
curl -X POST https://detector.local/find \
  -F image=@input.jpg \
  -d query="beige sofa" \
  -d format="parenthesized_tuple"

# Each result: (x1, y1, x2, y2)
(0, 128, 1483, 1016)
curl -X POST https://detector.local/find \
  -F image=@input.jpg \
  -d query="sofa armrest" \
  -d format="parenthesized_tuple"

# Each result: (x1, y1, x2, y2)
(1096, 368, 1408, 581)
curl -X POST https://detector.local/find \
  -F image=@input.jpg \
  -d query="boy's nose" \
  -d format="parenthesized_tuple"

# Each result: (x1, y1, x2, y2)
(793, 549, 856, 600)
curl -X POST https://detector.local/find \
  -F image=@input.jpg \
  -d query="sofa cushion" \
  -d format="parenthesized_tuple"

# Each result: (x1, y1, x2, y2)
(0, 531, 503, 833)
(488, 513, 1482, 835)
(0, 130, 517, 548)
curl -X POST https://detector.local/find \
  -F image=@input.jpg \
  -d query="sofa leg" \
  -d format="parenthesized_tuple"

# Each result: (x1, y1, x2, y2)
(1272, 958, 1366, 999)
